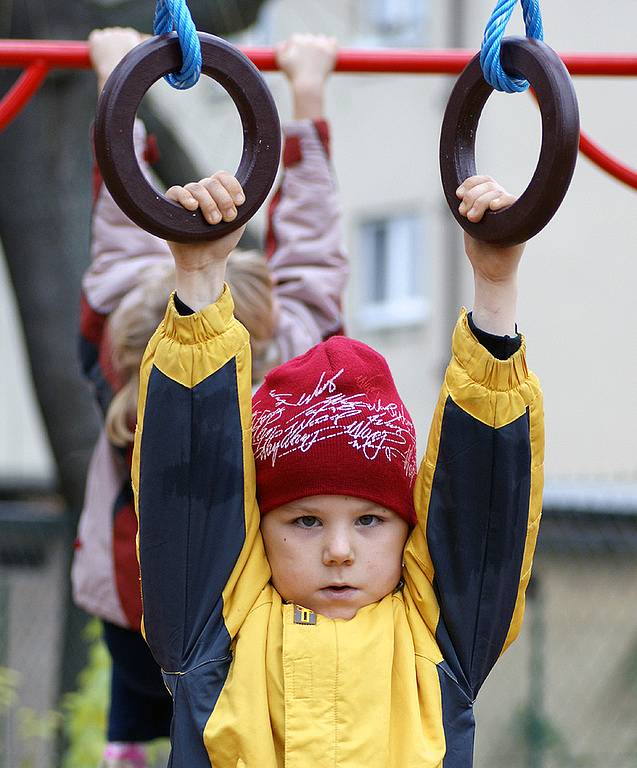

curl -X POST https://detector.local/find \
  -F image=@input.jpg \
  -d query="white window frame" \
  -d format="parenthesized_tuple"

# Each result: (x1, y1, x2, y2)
(357, 212, 429, 332)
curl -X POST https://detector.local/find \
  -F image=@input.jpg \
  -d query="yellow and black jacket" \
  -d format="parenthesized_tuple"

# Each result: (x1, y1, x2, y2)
(132, 287, 544, 767)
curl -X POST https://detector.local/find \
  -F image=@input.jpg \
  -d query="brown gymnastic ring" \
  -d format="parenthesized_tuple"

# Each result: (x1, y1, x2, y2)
(439, 36, 580, 247)
(94, 32, 281, 243)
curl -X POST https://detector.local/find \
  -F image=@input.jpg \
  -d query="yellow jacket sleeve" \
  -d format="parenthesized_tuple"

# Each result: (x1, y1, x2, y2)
(403, 309, 544, 699)
(132, 286, 270, 675)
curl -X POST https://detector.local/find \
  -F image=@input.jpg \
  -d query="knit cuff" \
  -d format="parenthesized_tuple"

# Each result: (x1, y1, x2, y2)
(162, 285, 236, 344)
(453, 309, 529, 392)
(467, 311, 522, 360)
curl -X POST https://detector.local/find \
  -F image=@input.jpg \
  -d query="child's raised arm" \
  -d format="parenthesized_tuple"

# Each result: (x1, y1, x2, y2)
(277, 33, 338, 121)
(458, 175, 522, 336)
(165, 172, 246, 309)
(262, 34, 348, 363)
(403, 177, 543, 701)
(132, 174, 271, 686)
(83, 28, 172, 325)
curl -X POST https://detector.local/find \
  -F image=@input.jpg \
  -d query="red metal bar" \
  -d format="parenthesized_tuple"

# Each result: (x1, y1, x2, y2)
(0, 59, 48, 131)
(0, 40, 91, 69)
(579, 130, 637, 190)
(1, 39, 636, 189)
(2, 40, 637, 76)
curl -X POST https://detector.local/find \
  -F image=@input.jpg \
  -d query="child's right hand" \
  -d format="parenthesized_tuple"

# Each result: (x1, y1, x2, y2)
(89, 27, 146, 93)
(165, 172, 246, 310)
(457, 175, 522, 337)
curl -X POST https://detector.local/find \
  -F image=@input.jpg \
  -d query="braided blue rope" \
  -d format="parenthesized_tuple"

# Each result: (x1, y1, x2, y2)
(154, 0, 202, 89)
(480, 0, 544, 93)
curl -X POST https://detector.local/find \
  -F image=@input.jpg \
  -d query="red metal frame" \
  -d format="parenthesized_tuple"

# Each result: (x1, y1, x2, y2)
(1, 40, 636, 189)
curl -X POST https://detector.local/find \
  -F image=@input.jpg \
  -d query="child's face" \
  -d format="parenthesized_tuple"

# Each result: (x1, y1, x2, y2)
(260, 495, 409, 620)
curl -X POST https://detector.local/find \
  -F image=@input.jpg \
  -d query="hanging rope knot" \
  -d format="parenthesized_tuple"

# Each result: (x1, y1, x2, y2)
(480, 0, 544, 93)
(154, 0, 202, 89)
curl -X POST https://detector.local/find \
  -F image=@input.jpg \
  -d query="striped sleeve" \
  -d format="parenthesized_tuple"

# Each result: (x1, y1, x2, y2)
(84, 119, 173, 317)
(265, 120, 349, 361)
(131, 286, 271, 676)
(403, 309, 544, 699)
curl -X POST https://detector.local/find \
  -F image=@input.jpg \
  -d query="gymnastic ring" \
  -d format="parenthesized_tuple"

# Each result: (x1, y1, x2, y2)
(439, 37, 580, 247)
(94, 32, 281, 243)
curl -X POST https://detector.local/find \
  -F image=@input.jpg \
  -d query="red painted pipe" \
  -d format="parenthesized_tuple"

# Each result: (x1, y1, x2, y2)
(1, 39, 636, 189)
(0, 59, 49, 131)
(2, 41, 637, 75)
(579, 130, 637, 189)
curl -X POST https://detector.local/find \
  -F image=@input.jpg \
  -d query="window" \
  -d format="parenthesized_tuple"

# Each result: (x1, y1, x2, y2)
(358, 213, 428, 331)
(360, 0, 429, 47)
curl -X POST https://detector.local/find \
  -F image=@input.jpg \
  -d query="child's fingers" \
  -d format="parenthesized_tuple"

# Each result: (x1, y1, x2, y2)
(275, 39, 290, 64)
(166, 185, 199, 211)
(458, 179, 507, 212)
(166, 173, 245, 225)
(212, 171, 245, 207)
(489, 192, 516, 211)
(463, 189, 507, 223)
(456, 175, 495, 198)
(199, 175, 240, 222)
(184, 181, 224, 224)
(458, 180, 499, 215)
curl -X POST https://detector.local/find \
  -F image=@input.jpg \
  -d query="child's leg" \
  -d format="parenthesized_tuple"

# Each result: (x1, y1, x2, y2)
(101, 621, 173, 765)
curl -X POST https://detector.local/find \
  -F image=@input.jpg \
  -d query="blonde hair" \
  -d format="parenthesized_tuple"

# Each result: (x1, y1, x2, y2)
(105, 249, 275, 447)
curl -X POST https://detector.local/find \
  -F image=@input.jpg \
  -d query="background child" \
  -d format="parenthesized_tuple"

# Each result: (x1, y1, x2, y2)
(132, 171, 543, 766)
(71, 28, 347, 768)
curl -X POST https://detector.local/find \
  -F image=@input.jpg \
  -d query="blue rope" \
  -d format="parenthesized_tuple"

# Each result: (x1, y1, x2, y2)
(480, 0, 544, 93)
(154, 0, 202, 90)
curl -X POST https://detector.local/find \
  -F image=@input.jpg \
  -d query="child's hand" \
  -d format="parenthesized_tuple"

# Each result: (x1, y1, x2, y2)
(276, 34, 338, 86)
(458, 175, 524, 285)
(276, 34, 338, 120)
(166, 171, 246, 266)
(89, 27, 146, 93)
(165, 172, 246, 310)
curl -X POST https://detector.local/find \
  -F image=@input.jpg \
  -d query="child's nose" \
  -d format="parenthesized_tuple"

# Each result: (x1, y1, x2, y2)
(322, 533, 354, 566)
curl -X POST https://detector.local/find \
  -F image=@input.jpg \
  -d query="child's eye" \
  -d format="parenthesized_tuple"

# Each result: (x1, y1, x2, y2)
(294, 516, 321, 528)
(357, 514, 380, 527)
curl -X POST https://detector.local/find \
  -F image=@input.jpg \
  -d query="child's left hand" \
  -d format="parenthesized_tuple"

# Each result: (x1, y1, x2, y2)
(276, 34, 338, 90)
(457, 175, 525, 285)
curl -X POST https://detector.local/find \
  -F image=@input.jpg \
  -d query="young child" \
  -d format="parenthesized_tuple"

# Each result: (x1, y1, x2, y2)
(133, 171, 543, 766)
(71, 28, 346, 768)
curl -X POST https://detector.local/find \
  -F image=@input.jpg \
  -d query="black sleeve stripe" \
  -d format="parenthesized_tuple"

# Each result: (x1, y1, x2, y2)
(427, 397, 531, 698)
(139, 359, 245, 672)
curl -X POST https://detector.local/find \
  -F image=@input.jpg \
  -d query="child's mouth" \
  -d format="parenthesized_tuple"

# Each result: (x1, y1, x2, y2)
(321, 585, 357, 599)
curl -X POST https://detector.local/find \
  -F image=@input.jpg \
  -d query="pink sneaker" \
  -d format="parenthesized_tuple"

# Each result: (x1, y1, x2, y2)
(101, 742, 147, 768)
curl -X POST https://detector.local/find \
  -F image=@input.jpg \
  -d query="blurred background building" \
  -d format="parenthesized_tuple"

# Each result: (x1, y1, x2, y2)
(1, 0, 636, 766)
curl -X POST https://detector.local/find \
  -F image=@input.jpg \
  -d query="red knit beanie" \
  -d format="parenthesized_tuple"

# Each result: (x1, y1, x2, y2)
(251, 336, 417, 525)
